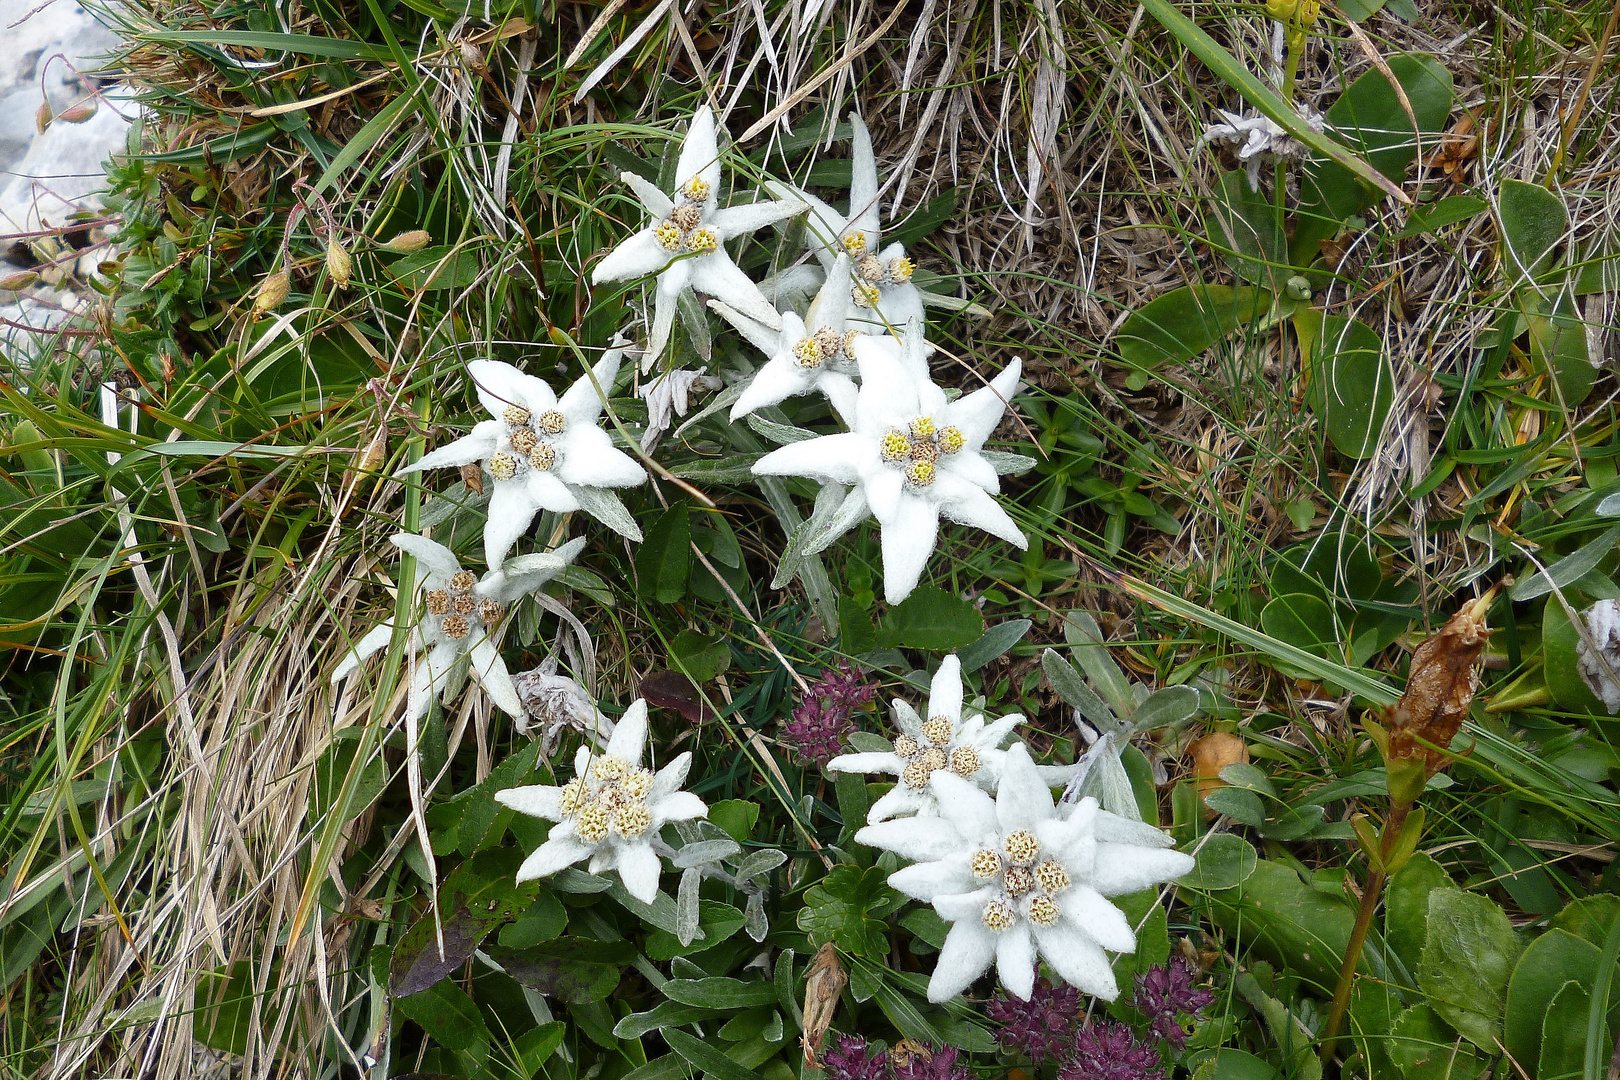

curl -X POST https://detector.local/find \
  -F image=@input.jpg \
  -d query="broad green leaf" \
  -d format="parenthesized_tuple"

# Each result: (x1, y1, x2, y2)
(661, 977, 779, 1010)
(1207, 170, 1288, 286)
(1062, 610, 1137, 716)
(1504, 928, 1618, 1068)
(393, 977, 491, 1061)
(1499, 178, 1569, 284)
(1203, 786, 1264, 826)
(1385, 851, 1450, 970)
(487, 944, 622, 1003)
(647, 901, 747, 960)
(1306, 316, 1394, 460)
(1541, 600, 1611, 714)
(1511, 525, 1620, 601)
(670, 629, 730, 682)
(636, 503, 691, 603)
(1132, 684, 1201, 729)
(389, 849, 537, 997)
(1541, 980, 1595, 1080)
(1388, 1003, 1488, 1080)
(1179, 833, 1258, 891)
(1190, 1049, 1280, 1080)
(1041, 648, 1119, 730)
(1395, 195, 1488, 238)
(958, 618, 1032, 672)
(1291, 53, 1454, 262)
(614, 1002, 721, 1040)
(1259, 592, 1340, 663)
(386, 245, 482, 291)
(798, 865, 894, 956)
(497, 890, 567, 949)
(1115, 285, 1270, 369)
(1418, 887, 1523, 1050)
(1204, 858, 1357, 990)
(1525, 289, 1598, 406)
(707, 800, 759, 842)
(874, 586, 984, 651)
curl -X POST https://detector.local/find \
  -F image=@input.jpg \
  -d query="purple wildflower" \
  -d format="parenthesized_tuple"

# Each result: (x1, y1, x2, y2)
(783, 662, 876, 768)
(1132, 958, 1213, 1050)
(986, 979, 1081, 1064)
(890, 1044, 972, 1080)
(822, 1035, 887, 1080)
(1057, 1021, 1165, 1080)
(812, 661, 877, 709)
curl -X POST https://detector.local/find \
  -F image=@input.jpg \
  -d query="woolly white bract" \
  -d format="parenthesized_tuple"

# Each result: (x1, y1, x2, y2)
(828, 654, 1075, 822)
(1199, 106, 1325, 191)
(752, 333, 1026, 603)
(332, 534, 584, 724)
(398, 353, 647, 564)
(591, 106, 806, 365)
(1577, 599, 1620, 714)
(857, 744, 1193, 1003)
(495, 699, 707, 903)
(767, 112, 924, 333)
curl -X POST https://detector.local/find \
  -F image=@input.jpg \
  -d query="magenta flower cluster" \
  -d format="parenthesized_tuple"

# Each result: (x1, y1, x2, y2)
(986, 961, 1213, 1080)
(780, 661, 876, 768)
(822, 1037, 971, 1080)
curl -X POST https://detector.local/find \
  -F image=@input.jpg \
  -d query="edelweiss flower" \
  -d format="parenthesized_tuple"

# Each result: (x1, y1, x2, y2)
(511, 657, 615, 751)
(753, 334, 1026, 603)
(767, 112, 924, 333)
(828, 654, 1074, 822)
(1199, 106, 1325, 191)
(857, 744, 1193, 1002)
(398, 353, 647, 563)
(333, 534, 585, 724)
(495, 699, 707, 902)
(712, 254, 864, 421)
(592, 106, 806, 365)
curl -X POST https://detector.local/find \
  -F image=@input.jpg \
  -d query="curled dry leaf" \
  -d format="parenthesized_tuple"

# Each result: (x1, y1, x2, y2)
(888, 1039, 933, 1070)
(460, 462, 485, 495)
(800, 942, 847, 1069)
(1383, 590, 1495, 773)
(1188, 731, 1249, 820)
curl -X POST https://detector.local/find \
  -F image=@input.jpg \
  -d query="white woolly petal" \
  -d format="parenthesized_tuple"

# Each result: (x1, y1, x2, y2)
(594, 230, 672, 283)
(689, 254, 781, 329)
(753, 433, 867, 485)
(848, 112, 880, 240)
(652, 790, 707, 824)
(470, 638, 522, 717)
(674, 106, 722, 204)
(483, 480, 539, 569)
(947, 358, 1022, 449)
(864, 467, 905, 524)
(332, 622, 395, 683)
(516, 836, 593, 882)
(1089, 843, 1195, 896)
(558, 349, 623, 423)
(621, 172, 673, 219)
(866, 784, 931, 824)
(879, 499, 940, 604)
(645, 262, 690, 363)
(995, 744, 1054, 830)
(605, 699, 649, 762)
(934, 888, 994, 922)
(1034, 918, 1120, 999)
(937, 476, 1027, 548)
(730, 358, 813, 420)
(826, 751, 902, 776)
(526, 470, 580, 514)
(400, 423, 500, 474)
(468, 359, 555, 419)
(650, 751, 693, 799)
(927, 921, 997, 1003)
(495, 784, 564, 821)
(889, 856, 975, 901)
(1577, 599, 1620, 713)
(1062, 886, 1137, 953)
(928, 655, 964, 724)
(615, 843, 664, 903)
(930, 771, 1000, 841)
(854, 818, 960, 862)
(710, 198, 808, 237)
(1093, 811, 1179, 849)
(976, 713, 1025, 748)
(555, 425, 647, 488)
(892, 699, 924, 739)
(996, 925, 1037, 1000)
(390, 533, 462, 580)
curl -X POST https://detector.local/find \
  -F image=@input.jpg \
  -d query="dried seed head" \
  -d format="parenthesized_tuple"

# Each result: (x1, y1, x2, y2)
(0, 270, 40, 291)
(857, 254, 885, 283)
(1003, 865, 1035, 896)
(381, 229, 432, 253)
(460, 462, 484, 494)
(528, 443, 557, 471)
(251, 270, 290, 316)
(488, 451, 518, 481)
(793, 338, 824, 369)
(970, 849, 1002, 879)
(537, 410, 567, 434)
(503, 404, 531, 426)
(671, 205, 703, 232)
(450, 571, 477, 592)
(684, 227, 718, 254)
(949, 746, 980, 777)
(910, 439, 940, 464)
(937, 426, 965, 454)
(905, 461, 937, 487)
(918, 747, 947, 773)
(450, 592, 476, 616)
(981, 899, 1017, 932)
(1026, 893, 1062, 927)
(813, 327, 845, 358)
(654, 223, 684, 251)
(326, 235, 351, 288)
(920, 716, 953, 745)
(893, 735, 918, 758)
(425, 590, 450, 615)
(843, 329, 864, 354)
(880, 430, 912, 462)
(1383, 590, 1495, 773)
(1035, 859, 1071, 894)
(801, 943, 849, 1069)
(1004, 829, 1040, 866)
(476, 599, 505, 626)
(509, 426, 539, 454)
(440, 614, 470, 639)
(902, 760, 933, 789)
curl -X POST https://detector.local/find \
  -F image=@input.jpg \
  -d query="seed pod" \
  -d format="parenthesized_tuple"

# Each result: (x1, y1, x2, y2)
(0, 270, 40, 291)
(251, 269, 291, 316)
(799, 942, 847, 1069)
(326, 235, 352, 288)
(57, 101, 98, 124)
(381, 229, 432, 253)
(35, 100, 52, 133)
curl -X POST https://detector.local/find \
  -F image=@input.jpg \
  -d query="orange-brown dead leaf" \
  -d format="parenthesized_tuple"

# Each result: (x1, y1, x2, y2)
(800, 942, 848, 1069)
(1384, 589, 1496, 771)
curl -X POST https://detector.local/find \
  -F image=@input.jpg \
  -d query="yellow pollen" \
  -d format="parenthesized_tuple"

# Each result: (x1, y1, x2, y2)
(654, 223, 684, 251)
(476, 599, 505, 626)
(893, 735, 918, 758)
(1035, 860, 1071, 894)
(1004, 865, 1035, 896)
(684, 227, 718, 254)
(502, 404, 531, 426)
(440, 615, 469, 640)
(842, 233, 868, 256)
(981, 899, 1017, 932)
(902, 761, 933, 789)
(558, 778, 585, 815)
(537, 410, 566, 434)
(1027, 894, 1062, 928)
(488, 451, 518, 481)
(529, 443, 557, 471)
(905, 461, 937, 487)
(425, 590, 450, 616)
(937, 426, 965, 454)
(614, 801, 652, 837)
(1004, 829, 1040, 866)
(793, 338, 824, 369)
(682, 176, 711, 202)
(880, 430, 912, 462)
(575, 803, 610, 843)
(591, 755, 628, 781)
(853, 282, 881, 308)
(450, 592, 476, 617)
(671, 205, 703, 232)
(888, 256, 916, 283)
(622, 768, 654, 798)
(909, 416, 937, 439)
(509, 427, 539, 454)
(450, 571, 477, 592)
(970, 850, 1002, 879)
(921, 717, 953, 745)
(857, 254, 885, 283)
(949, 746, 980, 777)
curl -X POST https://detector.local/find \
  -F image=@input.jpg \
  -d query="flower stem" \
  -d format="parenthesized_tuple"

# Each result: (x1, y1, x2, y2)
(1319, 800, 1412, 1072)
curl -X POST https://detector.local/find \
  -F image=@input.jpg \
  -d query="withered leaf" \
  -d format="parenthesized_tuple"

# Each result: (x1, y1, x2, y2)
(641, 670, 713, 723)
(800, 941, 848, 1068)
(1384, 591, 1494, 772)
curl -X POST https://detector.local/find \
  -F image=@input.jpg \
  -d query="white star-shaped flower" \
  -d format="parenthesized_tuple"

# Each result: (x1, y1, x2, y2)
(332, 533, 584, 724)
(1198, 106, 1325, 191)
(827, 654, 1078, 822)
(495, 699, 707, 903)
(591, 106, 806, 365)
(397, 352, 647, 564)
(710, 254, 866, 421)
(857, 743, 1193, 1003)
(752, 334, 1026, 603)
(766, 112, 924, 334)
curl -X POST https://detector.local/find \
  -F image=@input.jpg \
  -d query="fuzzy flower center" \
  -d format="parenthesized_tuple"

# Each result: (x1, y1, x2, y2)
(425, 572, 504, 641)
(488, 401, 565, 480)
(850, 251, 916, 306)
(656, 178, 720, 254)
(878, 417, 965, 489)
(971, 833, 1073, 933)
(898, 714, 977, 789)
(558, 754, 657, 843)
